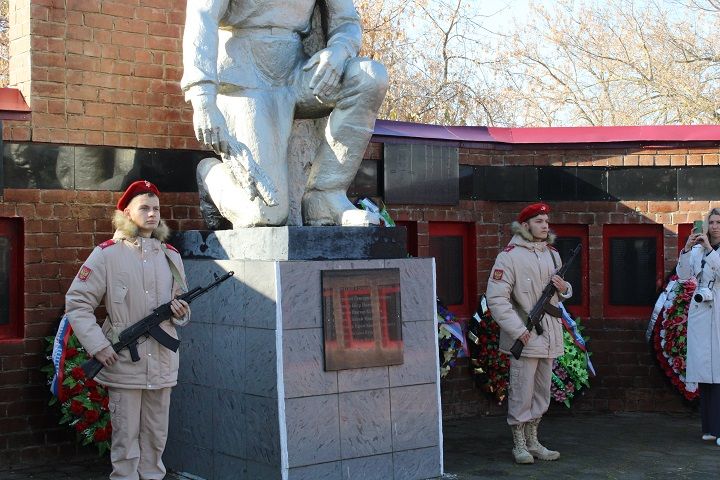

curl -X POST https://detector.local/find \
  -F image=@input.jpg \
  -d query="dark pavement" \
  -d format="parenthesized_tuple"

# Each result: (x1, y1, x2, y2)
(0, 412, 717, 479)
(443, 412, 718, 479)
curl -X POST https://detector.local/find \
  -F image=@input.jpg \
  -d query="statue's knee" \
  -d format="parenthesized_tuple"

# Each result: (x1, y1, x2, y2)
(347, 59, 389, 94)
(265, 202, 289, 225)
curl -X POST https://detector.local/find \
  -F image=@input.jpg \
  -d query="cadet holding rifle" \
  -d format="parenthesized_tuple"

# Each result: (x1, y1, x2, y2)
(486, 203, 572, 465)
(65, 181, 190, 480)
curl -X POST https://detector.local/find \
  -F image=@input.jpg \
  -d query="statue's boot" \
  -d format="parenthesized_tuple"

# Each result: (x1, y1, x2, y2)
(525, 418, 560, 461)
(302, 189, 380, 226)
(302, 59, 388, 226)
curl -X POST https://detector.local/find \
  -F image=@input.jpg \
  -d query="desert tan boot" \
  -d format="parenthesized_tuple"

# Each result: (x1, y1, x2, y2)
(525, 418, 560, 461)
(510, 424, 534, 464)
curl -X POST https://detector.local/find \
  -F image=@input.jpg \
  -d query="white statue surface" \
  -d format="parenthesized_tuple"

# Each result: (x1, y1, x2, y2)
(182, 0, 388, 228)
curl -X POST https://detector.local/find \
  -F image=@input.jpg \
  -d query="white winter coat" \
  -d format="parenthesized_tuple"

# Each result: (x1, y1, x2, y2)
(65, 215, 189, 389)
(678, 245, 720, 384)
(486, 229, 572, 359)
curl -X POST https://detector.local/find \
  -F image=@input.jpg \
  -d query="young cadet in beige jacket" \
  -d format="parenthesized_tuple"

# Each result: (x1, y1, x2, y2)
(65, 180, 190, 480)
(486, 203, 572, 465)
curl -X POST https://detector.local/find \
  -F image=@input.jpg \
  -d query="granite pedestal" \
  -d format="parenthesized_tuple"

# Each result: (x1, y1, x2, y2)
(164, 227, 443, 480)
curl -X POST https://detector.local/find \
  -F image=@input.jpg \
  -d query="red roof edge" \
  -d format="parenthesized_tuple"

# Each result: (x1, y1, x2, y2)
(373, 119, 720, 145)
(0, 88, 31, 121)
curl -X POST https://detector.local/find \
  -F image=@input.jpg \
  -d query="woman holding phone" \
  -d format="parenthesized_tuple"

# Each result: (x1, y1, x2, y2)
(678, 208, 720, 445)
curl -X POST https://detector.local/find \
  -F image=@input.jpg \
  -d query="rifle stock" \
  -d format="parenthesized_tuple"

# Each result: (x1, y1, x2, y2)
(80, 271, 234, 379)
(510, 244, 581, 360)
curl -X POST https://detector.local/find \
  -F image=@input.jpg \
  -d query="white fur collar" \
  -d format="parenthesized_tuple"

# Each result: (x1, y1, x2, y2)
(511, 221, 556, 245)
(112, 210, 170, 242)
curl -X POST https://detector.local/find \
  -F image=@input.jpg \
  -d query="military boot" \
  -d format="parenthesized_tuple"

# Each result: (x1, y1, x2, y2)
(525, 418, 560, 461)
(510, 424, 534, 464)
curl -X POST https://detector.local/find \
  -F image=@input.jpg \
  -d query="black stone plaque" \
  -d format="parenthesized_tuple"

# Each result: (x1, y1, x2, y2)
(609, 237, 657, 306)
(321, 268, 403, 371)
(0, 236, 9, 325)
(607, 167, 676, 200)
(678, 167, 720, 200)
(481, 166, 538, 201)
(384, 143, 459, 205)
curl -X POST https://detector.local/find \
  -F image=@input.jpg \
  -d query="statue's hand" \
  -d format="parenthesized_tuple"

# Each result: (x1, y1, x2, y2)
(303, 45, 349, 102)
(190, 95, 230, 155)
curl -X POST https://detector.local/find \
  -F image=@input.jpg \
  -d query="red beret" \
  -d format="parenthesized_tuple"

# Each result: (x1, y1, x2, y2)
(517, 203, 551, 223)
(116, 180, 160, 210)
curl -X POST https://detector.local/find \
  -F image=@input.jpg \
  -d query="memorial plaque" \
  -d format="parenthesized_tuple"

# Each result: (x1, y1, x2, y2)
(384, 144, 459, 205)
(321, 268, 403, 371)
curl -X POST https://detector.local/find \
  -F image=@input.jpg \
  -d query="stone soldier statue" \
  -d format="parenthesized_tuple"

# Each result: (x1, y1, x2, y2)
(486, 203, 572, 464)
(182, 0, 388, 228)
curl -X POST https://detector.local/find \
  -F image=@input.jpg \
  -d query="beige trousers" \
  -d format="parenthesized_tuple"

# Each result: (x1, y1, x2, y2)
(507, 356, 553, 425)
(108, 387, 172, 480)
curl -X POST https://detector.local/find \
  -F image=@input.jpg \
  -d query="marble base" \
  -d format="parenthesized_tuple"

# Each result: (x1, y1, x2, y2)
(169, 227, 407, 261)
(164, 255, 442, 480)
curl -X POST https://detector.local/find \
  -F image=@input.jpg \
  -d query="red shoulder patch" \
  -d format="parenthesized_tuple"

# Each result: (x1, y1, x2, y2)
(77, 265, 92, 282)
(492, 269, 504, 281)
(98, 239, 116, 249)
(164, 243, 179, 254)
(503, 245, 515, 253)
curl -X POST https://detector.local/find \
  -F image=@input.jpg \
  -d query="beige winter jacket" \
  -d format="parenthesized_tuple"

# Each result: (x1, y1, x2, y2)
(65, 214, 189, 389)
(486, 224, 572, 359)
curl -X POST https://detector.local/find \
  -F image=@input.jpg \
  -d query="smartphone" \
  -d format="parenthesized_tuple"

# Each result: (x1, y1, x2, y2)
(693, 220, 704, 234)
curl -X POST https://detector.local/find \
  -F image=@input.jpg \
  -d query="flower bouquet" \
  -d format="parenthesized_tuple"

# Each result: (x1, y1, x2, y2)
(551, 314, 593, 407)
(467, 295, 510, 403)
(650, 275, 699, 401)
(469, 296, 593, 407)
(42, 322, 112, 455)
(437, 301, 467, 378)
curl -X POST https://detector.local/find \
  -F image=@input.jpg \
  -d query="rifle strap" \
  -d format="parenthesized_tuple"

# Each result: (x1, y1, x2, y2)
(549, 247, 559, 270)
(161, 245, 187, 294)
(543, 303, 562, 318)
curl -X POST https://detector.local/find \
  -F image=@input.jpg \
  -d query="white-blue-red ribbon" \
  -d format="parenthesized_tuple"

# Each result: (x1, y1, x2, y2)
(50, 315, 73, 401)
(438, 317, 468, 357)
(558, 304, 596, 377)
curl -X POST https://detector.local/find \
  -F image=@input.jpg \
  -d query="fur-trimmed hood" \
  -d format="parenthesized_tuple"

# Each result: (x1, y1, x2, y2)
(510, 221, 556, 245)
(112, 210, 170, 242)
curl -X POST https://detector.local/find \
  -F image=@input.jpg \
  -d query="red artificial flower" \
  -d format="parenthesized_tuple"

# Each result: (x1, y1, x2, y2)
(70, 400, 85, 416)
(85, 379, 98, 389)
(71, 366, 85, 381)
(88, 390, 103, 403)
(84, 409, 100, 423)
(101, 396, 109, 410)
(68, 383, 84, 396)
(673, 356, 686, 372)
(65, 347, 78, 358)
(74, 421, 89, 433)
(93, 426, 111, 442)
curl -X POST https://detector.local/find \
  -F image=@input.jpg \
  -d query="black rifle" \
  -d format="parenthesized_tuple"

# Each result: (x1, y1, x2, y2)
(81, 271, 235, 379)
(509, 245, 581, 360)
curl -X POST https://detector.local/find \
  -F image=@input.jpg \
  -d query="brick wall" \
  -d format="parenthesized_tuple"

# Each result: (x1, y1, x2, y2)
(0, 188, 201, 465)
(6, 0, 196, 148)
